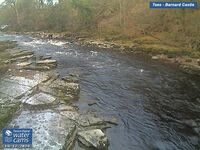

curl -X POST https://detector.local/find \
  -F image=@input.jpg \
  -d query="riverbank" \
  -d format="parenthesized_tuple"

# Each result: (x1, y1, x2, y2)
(0, 40, 116, 149)
(13, 31, 199, 77)
(1, 33, 199, 150)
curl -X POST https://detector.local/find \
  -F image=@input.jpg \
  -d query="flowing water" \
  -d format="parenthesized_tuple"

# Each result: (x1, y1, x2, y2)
(0, 33, 200, 150)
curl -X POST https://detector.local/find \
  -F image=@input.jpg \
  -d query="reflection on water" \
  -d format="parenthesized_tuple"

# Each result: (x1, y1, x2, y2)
(0, 33, 200, 150)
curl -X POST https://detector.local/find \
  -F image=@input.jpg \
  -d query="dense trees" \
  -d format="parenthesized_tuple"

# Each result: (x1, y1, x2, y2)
(0, 0, 199, 51)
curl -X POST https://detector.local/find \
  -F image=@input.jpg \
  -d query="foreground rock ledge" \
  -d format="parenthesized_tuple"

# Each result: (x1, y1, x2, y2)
(0, 41, 116, 150)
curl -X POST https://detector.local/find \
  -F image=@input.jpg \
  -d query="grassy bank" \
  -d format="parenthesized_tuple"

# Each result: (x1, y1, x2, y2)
(0, 41, 17, 75)
(79, 30, 200, 58)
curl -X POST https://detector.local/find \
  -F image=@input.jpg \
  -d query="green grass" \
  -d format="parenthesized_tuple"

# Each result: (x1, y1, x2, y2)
(0, 41, 17, 51)
(0, 103, 20, 130)
(0, 41, 17, 75)
(92, 32, 200, 58)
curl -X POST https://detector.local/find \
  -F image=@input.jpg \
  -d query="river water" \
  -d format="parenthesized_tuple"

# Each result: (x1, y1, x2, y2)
(0, 34, 200, 150)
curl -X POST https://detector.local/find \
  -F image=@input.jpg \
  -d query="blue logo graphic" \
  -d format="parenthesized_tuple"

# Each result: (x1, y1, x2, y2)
(2, 128, 32, 148)
(150, 2, 198, 8)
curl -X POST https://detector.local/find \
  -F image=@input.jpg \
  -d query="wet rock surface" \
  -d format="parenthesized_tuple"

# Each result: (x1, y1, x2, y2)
(0, 41, 115, 149)
(78, 129, 109, 149)
(24, 93, 57, 106)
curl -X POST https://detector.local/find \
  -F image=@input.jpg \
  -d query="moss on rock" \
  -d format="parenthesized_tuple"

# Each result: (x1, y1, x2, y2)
(0, 102, 20, 130)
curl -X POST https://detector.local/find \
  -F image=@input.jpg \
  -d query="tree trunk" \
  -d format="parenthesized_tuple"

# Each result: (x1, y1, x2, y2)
(14, 7, 20, 26)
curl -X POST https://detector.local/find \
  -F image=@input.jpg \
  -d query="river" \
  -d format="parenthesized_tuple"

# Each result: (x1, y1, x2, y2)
(0, 33, 200, 150)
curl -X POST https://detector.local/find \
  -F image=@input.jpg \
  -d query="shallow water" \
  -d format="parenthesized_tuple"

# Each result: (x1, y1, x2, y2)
(0, 33, 200, 150)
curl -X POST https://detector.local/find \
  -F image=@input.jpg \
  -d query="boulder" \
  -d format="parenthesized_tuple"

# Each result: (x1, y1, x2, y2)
(78, 129, 109, 149)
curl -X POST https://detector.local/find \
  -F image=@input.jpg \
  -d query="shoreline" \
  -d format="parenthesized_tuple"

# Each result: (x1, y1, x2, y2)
(4, 31, 200, 76)
(0, 40, 115, 150)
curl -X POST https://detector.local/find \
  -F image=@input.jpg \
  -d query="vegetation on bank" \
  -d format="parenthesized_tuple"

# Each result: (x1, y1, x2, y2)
(0, 41, 17, 75)
(81, 31, 200, 58)
(0, 41, 20, 134)
(0, 0, 200, 58)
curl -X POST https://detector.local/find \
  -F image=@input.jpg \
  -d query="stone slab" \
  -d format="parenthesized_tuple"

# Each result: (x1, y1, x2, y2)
(0, 80, 31, 98)
(25, 93, 56, 105)
(8, 110, 76, 150)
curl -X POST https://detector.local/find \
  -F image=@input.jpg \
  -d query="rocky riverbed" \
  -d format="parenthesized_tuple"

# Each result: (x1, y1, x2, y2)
(15, 31, 200, 77)
(0, 41, 117, 150)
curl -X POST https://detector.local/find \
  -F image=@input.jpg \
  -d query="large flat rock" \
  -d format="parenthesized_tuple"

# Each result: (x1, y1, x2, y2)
(0, 80, 31, 98)
(4, 76, 39, 88)
(0, 72, 50, 99)
(8, 110, 76, 150)
(24, 93, 57, 106)
(3, 73, 49, 87)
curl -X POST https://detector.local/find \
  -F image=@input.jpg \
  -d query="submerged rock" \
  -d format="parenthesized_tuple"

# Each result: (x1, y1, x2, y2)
(77, 115, 105, 127)
(78, 129, 109, 149)
(62, 74, 79, 83)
